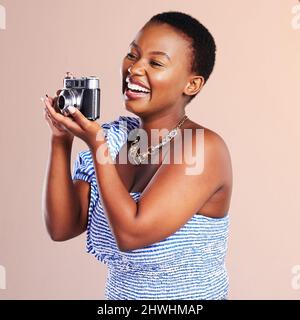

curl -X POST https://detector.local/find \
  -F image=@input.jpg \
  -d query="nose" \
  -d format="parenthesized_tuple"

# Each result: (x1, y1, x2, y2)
(127, 59, 145, 76)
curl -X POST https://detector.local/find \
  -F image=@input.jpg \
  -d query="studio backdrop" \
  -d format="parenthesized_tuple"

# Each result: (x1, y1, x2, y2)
(0, 0, 300, 299)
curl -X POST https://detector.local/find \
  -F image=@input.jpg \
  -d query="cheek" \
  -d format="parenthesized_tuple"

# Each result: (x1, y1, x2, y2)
(151, 71, 183, 98)
(122, 58, 130, 73)
(151, 71, 172, 89)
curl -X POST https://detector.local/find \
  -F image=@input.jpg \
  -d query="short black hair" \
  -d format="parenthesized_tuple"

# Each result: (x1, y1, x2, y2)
(145, 11, 217, 102)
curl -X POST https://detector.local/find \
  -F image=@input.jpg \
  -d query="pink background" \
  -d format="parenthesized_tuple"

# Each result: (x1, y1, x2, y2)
(0, 0, 300, 299)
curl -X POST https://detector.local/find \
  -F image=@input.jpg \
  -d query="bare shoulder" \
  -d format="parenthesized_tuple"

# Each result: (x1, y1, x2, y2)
(180, 119, 232, 162)
(179, 119, 233, 188)
(204, 127, 232, 170)
(185, 119, 230, 149)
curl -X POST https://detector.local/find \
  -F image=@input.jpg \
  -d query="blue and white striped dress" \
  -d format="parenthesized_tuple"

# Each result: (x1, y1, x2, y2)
(72, 116, 229, 300)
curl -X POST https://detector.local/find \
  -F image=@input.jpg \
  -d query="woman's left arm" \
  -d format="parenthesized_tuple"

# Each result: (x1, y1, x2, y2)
(45, 102, 229, 251)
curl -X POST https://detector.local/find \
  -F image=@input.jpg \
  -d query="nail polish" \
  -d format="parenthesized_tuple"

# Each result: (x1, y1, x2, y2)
(68, 106, 76, 114)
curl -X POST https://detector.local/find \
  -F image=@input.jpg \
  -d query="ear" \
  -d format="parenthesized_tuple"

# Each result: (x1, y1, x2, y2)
(183, 75, 205, 97)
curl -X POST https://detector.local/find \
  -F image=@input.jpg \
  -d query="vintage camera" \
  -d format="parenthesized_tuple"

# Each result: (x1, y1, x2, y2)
(57, 75, 100, 120)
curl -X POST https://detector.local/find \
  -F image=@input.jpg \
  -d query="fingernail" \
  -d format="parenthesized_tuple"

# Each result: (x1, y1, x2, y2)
(68, 106, 76, 114)
(46, 94, 49, 98)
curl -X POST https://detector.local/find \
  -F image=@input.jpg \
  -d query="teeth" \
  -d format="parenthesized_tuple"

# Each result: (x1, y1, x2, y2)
(126, 79, 150, 93)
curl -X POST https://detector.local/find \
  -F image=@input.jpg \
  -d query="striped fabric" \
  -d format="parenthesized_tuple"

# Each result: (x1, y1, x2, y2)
(72, 116, 230, 300)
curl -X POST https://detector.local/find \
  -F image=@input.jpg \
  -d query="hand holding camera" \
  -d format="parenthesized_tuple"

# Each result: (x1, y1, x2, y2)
(43, 91, 74, 141)
(42, 72, 103, 148)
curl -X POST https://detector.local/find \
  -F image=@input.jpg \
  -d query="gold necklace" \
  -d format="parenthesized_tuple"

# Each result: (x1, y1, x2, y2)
(128, 115, 188, 165)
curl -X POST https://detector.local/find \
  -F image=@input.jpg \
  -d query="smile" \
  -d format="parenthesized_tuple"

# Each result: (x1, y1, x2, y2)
(124, 77, 151, 100)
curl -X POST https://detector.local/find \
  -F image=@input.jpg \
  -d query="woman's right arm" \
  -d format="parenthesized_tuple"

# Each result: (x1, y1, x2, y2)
(42, 94, 90, 241)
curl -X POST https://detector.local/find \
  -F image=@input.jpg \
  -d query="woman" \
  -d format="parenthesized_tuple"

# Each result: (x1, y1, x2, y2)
(42, 11, 233, 300)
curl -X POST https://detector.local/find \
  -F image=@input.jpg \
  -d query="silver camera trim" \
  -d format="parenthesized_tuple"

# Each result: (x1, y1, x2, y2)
(57, 76, 100, 115)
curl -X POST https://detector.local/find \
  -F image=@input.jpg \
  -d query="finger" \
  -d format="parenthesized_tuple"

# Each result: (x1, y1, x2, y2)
(52, 121, 66, 132)
(40, 96, 46, 106)
(67, 106, 91, 130)
(46, 109, 67, 130)
(45, 101, 82, 132)
(44, 110, 50, 122)
(42, 93, 60, 110)
(44, 95, 57, 108)
(52, 95, 61, 113)
(45, 111, 67, 132)
(42, 96, 54, 115)
(44, 108, 61, 128)
(44, 94, 63, 113)
(44, 96, 59, 113)
(44, 112, 56, 129)
(47, 113, 61, 128)
(44, 105, 61, 126)
(45, 94, 53, 103)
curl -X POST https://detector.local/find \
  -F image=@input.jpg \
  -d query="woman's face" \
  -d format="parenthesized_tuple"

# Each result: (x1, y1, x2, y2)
(121, 23, 194, 117)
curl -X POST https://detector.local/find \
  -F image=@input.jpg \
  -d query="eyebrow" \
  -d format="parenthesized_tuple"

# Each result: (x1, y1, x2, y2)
(129, 41, 171, 61)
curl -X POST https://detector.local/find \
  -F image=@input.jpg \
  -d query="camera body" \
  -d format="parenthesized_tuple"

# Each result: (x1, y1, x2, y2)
(57, 76, 100, 120)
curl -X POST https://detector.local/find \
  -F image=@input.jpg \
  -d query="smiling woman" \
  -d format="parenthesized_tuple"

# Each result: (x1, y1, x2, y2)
(42, 11, 232, 300)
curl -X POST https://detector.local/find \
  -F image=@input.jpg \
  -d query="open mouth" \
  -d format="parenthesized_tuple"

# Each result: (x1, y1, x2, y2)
(124, 77, 151, 100)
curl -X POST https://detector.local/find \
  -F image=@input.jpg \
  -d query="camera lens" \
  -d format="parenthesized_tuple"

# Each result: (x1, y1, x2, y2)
(58, 96, 65, 110)
(57, 89, 80, 115)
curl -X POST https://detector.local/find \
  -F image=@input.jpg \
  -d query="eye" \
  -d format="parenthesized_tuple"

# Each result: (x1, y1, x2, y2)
(150, 60, 163, 67)
(126, 53, 136, 60)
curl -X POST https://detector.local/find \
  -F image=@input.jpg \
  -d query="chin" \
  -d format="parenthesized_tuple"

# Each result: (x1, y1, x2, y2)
(124, 101, 149, 118)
